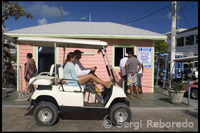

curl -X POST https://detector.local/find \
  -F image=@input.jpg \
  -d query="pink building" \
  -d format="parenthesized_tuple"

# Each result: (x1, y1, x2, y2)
(5, 22, 167, 93)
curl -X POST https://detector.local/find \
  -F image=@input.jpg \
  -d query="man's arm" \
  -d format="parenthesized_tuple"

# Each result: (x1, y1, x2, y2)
(125, 64, 128, 75)
(141, 64, 144, 73)
(137, 63, 142, 73)
(74, 62, 90, 76)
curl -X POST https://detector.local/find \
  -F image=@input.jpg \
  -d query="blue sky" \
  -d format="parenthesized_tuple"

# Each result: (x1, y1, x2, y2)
(4, 1, 198, 34)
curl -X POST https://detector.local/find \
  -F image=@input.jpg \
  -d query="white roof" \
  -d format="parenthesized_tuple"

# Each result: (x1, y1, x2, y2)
(5, 21, 166, 39)
(17, 37, 107, 49)
(173, 56, 198, 62)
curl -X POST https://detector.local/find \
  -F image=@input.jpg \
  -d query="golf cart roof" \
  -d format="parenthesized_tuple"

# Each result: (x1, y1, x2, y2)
(173, 56, 198, 62)
(17, 37, 107, 49)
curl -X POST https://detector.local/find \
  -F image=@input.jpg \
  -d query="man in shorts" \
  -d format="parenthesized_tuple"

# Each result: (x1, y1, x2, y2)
(125, 51, 142, 99)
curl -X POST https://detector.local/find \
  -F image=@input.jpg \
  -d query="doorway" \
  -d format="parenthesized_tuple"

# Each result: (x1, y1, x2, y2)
(38, 47, 54, 73)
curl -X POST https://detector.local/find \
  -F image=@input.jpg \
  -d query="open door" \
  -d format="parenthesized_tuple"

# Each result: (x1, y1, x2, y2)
(38, 47, 54, 73)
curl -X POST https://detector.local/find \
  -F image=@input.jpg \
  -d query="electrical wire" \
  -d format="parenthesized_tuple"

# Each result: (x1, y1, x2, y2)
(179, 7, 191, 29)
(122, 2, 165, 24)
(123, 6, 170, 25)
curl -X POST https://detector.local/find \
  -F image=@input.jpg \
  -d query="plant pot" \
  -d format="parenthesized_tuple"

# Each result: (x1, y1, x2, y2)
(168, 89, 185, 104)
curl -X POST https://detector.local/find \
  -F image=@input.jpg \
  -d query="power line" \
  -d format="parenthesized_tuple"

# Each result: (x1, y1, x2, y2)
(122, 2, 165, 24)
(179, 7, 191, 29)
(179, 7, 196, 35)
(123, 6, 170, 25)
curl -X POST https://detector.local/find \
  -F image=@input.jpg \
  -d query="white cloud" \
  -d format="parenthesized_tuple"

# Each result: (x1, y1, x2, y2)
(37, 18, 48, 25)
(26, 2, 69, 18)
(165, 12, 171, 19)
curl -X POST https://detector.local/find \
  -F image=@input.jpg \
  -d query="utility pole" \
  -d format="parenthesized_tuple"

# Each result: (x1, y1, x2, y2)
(61, 5, 63, 22)
(89, 13, 91, 22)
(170, 1, 177, 83)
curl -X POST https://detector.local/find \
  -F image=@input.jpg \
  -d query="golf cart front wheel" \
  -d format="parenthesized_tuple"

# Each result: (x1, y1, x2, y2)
(109, 103, 132, 126)
(34, 101, 59, 126)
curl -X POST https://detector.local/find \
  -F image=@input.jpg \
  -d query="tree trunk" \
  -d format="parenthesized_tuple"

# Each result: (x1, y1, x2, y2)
(3, 44, 16, 88)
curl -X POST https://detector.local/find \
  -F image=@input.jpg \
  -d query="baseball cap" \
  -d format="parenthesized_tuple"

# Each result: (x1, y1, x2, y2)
(73, 50, 84, 55)
(125, 53, 128, 57)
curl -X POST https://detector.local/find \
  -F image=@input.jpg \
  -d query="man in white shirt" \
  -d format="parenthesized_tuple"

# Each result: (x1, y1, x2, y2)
(74, 50, 97, 76)
(134, 55, 144, 94)
(119, 53, 128, 94)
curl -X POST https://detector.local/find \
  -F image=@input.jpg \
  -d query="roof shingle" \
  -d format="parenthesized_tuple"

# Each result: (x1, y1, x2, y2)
(6, 21, 165, 37)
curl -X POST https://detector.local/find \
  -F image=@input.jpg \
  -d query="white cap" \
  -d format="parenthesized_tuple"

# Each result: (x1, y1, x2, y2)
(125, 53, 128, 57)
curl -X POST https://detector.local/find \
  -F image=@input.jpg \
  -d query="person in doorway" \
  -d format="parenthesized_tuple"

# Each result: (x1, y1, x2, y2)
(73, 50, 97, 76)
(63, 52, 112, 89)
(119, 53, 128, 95)
(134, 55, 144, 94)
(24, 53, 37, 94)
(125, 51, 142, 99)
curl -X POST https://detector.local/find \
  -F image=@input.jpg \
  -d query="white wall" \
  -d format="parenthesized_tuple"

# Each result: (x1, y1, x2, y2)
(166, 28, 198, 56)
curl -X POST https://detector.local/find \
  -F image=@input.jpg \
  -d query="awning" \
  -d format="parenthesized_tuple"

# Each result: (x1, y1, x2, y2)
(173, 56, 198, 62)
(17, 37, 107, 49)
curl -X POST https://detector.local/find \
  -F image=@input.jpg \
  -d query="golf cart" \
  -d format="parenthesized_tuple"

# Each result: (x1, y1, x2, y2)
(173, 56, 198, 100)
(16, 37, 131, 126)
(167, 56, 198, 105)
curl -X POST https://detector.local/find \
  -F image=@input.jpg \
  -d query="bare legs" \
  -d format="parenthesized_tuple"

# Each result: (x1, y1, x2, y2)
(24, 81, 34, 94)
(77, 73, 110, 89)
(135, 85, 140, 98)
(128, 85, 140, 99)
(25, 81, 30, 93)
(129, 86, 134, 99)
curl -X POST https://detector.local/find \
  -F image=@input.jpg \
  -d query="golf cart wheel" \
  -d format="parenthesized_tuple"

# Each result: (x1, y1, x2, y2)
(191, 89, 198, 100)
(34, 101, 59, 126)
(109, 103, 132, 126)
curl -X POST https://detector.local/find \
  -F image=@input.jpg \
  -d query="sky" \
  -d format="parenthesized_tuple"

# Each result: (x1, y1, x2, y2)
(4, 1, 198, 34)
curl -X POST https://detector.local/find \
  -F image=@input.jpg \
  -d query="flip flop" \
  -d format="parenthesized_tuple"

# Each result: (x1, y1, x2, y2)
(128, 95, 133, 99)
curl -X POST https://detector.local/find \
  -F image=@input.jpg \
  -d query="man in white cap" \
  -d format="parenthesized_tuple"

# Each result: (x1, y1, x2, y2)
(119, 53, 128, 95)
(74, 50, 97, 76)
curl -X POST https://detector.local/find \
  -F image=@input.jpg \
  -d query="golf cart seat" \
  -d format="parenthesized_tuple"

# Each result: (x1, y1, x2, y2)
(29, 64, 58, 86)
(58, 67, 85, 92)
(29, 76, 55, 86)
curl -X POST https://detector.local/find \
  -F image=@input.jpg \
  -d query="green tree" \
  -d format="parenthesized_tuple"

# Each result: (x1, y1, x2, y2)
(2, 1, 33, 88)
(2, 1, 33, 25)
(154, 41, 169, 53)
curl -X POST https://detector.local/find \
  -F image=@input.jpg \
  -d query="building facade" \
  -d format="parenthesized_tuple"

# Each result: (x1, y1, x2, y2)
(4, 21, 167, 93)
(165, 27, 198, 78)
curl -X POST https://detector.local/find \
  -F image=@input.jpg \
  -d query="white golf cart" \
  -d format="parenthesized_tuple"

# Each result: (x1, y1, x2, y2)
(16, 37, 131, 126)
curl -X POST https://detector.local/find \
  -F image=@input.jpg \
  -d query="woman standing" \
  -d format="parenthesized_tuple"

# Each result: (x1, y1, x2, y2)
(24, 53, 37, 94)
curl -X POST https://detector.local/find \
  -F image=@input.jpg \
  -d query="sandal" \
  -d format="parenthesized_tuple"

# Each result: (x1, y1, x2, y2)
(128, 95, 133, 99)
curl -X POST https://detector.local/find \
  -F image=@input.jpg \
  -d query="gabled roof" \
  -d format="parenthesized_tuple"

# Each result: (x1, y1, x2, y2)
(5, 21, 166, 40)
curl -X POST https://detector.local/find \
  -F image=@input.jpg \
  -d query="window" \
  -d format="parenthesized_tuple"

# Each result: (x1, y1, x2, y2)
(177, 37, 184, 46)
(196, 35, 198, 44)
(114, 46, 134, 67)
(186, 35, 194, 45)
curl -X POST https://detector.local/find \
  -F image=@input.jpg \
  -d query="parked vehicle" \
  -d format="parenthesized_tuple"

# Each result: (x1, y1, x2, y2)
(17, 37, 132, 126)
(166, 56, 198, 101)
(167, 78, 198, 100)
(184, 81, 198, 100)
